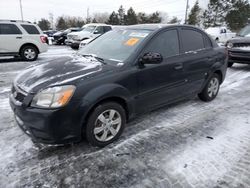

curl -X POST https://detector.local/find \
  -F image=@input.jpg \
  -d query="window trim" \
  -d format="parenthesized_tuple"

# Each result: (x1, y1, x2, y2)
(142, 28, 181, 60)
(0, 23, 22, 35)
(180, 27, 208, 54)
(21, 24, 40, 35)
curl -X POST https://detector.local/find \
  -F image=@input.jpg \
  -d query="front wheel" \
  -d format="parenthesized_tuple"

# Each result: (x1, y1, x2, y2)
(85, 102, 126, 147)
(198, 74, 220, 102)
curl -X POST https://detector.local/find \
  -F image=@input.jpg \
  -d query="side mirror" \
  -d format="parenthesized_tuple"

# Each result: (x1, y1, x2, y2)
(139, 52, 163, 65)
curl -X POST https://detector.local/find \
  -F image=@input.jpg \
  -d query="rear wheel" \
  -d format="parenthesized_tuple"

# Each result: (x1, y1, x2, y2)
(85, 102, 126, 147)
(198, 74, 220, 102)
(20, 45, 38, 61)
(228, 62, 234, 67)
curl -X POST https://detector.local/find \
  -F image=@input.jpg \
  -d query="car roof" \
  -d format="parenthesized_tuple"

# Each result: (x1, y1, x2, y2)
(124, 24, 201, 32)
(84, 23, 111, 27)
(0, 20, 32, 24)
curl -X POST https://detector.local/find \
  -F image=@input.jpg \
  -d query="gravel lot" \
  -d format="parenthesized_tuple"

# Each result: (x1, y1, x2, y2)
(0, 46, 250, 188)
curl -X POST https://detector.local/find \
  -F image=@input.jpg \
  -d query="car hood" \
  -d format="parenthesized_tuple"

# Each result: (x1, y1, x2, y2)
(15, 56, 114, 93)
(228, 36, 250, 43)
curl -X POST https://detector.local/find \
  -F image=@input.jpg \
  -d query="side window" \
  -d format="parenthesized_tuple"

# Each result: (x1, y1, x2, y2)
(145, 29, 180, 58)
(21, 24, 40, 34)
(94, 26, 104, 34)
(181, 29, 205, 52)
(0, 24, 22, 35)
(104, 26, 112, 33)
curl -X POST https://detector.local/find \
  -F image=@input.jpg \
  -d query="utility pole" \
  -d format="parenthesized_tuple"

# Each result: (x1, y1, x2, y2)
(184, 0, 189, 24)
(19, 0, 24, 21)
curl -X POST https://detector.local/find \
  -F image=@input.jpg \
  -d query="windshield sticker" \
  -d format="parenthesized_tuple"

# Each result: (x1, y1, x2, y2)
(124, 38, 140, 46)
(129, 32, 149, 38)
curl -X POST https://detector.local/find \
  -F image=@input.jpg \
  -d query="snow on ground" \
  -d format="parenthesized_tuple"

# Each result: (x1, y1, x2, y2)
(0, 46, 250, 188)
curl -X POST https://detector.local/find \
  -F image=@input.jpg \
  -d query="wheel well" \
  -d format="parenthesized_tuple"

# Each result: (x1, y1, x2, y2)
(19, 43, 39, 54)
(81, 97, 129, 136)
(214, 70, 223, 84)
(85, 97, 129, 123)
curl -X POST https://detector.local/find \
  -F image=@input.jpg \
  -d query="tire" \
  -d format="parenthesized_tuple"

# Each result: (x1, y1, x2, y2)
(85, 102, 126, 147)
(20, 45, 38, 61)
(228, 62, 234, 67)
(198, 73, 220, 102)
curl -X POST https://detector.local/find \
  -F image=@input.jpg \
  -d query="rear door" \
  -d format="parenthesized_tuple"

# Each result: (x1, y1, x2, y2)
(0, 23, 23, 53)
(136, 29, 189, 112)
(179, 27, 216, 95)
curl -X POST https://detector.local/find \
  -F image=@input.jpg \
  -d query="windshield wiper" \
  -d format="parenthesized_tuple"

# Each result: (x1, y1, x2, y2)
(81, 54, 106, 64)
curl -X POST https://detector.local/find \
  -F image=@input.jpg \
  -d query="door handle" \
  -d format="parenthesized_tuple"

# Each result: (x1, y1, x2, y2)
(174, 63, 183, 70)
(16, 37, 22, 39)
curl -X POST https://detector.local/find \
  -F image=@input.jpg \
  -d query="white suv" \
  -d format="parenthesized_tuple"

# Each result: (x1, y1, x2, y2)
(0, 20, 48, 61)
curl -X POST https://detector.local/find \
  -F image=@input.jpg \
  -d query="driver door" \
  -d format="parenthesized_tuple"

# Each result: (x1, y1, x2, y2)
(135, 29, 188, 112)
(92, 26, 104, 38)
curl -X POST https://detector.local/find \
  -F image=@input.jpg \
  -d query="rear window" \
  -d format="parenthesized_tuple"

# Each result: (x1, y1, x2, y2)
(21, 24, 40, 34)
(0, 24, 22, 35)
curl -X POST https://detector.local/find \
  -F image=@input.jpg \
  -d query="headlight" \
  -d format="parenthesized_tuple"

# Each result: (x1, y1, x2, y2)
(227, 42, 234, 48)
(31, 85, 76, 108)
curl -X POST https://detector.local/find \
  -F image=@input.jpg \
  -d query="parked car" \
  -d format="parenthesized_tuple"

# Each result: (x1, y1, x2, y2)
(10, 24, 227, 147)
(226, 24, 250, 67)
(205, 26, 236, 44)
(53, 28, 82, 45)
(43, 30, 57, 44)
(43, 30, 57, 37)
(66, 23, 112, 49)
(0, 20, 48, 61)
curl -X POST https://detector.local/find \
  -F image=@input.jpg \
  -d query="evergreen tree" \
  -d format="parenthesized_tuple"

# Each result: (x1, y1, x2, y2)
(118, 5, 126, 25)
(56, 16, 67, 30)
(107, 11, 120, 25)
(187, 1, 201, 26)
(137, 12, 148, 24)
(148, 12, 162, 23)
(125, 7, 138, 25)
(225, 0, 250, 31)
(203, 0, 232, 28)
(38, 18, 50, 30)
(92, 18, 98, 23)
(168, 16, 181, 24)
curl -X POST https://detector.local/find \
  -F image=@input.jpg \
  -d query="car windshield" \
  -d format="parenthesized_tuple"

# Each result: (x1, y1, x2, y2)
(238, 25, 250, 37)
(79, 29, 151, 63)
(82, 26, 96, 33)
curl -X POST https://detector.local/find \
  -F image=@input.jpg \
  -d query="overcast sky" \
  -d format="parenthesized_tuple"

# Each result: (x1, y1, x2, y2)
(0, 0, 209, 23)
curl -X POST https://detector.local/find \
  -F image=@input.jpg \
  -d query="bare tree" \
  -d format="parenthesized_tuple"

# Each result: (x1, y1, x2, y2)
(92, 12, 109, 23)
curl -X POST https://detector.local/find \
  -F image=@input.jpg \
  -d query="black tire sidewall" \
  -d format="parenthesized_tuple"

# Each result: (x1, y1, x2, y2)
(21, 46, 38, 61)
(199, 74, 220, 102)
(85, 102, 126, 147)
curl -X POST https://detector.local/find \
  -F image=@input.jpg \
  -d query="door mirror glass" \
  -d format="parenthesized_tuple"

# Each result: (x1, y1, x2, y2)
(140, 52, 163, 64)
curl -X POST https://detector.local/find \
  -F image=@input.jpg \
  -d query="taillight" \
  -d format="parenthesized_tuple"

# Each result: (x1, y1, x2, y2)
(40, 36, 47, 43)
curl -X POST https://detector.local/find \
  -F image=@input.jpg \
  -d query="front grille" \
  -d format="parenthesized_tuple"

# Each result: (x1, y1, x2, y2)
(67, 35, 73, 40)
(233, 43, 250, 48)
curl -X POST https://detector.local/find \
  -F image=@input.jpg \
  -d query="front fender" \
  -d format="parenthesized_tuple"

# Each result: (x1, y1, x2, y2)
(78, 83, 135, 125)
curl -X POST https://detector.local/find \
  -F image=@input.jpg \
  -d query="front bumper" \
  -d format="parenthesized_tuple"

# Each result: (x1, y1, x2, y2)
(9, 91, 85, 145)
(70, 41, 81, 49)
(228, 49, 250, 64)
